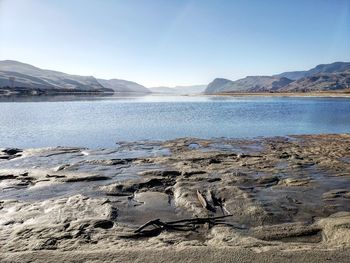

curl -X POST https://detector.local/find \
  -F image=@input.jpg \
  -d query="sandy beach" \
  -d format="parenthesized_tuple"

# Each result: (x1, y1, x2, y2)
(0, 134, 349, 262)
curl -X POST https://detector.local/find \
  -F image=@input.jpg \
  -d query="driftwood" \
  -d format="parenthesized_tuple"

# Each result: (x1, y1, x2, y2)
(121, 215, 241, 238)
(197, 189, 224, 214)
(196, 190, 208, 209)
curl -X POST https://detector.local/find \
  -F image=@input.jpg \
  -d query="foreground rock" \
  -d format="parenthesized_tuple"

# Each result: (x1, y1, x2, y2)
(0, 134, 349, 262)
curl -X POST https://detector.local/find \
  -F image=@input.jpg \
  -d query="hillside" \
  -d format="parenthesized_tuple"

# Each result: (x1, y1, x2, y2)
(276, 62, 350, 80)
(0, 60, 150, 95)
(205, 76, 293, 94)
(280, 71, 350, 92)
(97, 79, 150, 93)
(204, 62, 350, 94)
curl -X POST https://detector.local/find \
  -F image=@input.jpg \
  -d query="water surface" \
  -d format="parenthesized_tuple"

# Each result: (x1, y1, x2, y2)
(0, 95, 349, 148)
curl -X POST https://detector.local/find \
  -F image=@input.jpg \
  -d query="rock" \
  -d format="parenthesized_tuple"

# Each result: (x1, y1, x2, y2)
(323, 189, 350, 199)
(2, 148, 22, 155)
(257, 175, 280, 185)
(54, 164, 70, 171)
(34, 238, 58, 250)
(251, 222, 322, 242)
(279, 177, 312, 186)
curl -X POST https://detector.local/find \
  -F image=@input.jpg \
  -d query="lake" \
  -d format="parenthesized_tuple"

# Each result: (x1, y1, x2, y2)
(0, 95, 349, 148)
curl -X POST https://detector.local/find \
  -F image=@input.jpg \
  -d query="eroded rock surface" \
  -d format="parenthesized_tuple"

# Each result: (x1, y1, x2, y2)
(0, 134, 349, 256)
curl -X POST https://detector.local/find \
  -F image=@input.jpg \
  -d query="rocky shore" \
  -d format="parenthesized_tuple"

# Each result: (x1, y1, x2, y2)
(0, 134, 349, 262)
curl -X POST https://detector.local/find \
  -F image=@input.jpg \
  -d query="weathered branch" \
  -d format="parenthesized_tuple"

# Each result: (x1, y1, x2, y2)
(122, 214, 235, 238)
(134, 219, 162, 233)
(165, 214, 233, 225)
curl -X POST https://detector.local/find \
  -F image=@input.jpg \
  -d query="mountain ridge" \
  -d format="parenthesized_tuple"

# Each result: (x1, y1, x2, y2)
(205, 62, 350, 94)
(0, 60, 151, 95)
(1, 60, 349, 96)
(275, 62, 350, 80)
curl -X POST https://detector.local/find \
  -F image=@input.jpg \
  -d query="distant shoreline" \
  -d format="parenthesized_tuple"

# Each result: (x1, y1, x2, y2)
(1, 89, 350, 98)
(210, 91, 350, 98)
(0, 89, 150, 97)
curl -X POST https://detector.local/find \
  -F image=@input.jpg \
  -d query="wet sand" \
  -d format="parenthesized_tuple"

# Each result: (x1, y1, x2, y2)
(0, 134, 349, 262)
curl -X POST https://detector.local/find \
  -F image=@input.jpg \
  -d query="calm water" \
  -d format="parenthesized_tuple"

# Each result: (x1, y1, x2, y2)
(0, 95, 349, 148)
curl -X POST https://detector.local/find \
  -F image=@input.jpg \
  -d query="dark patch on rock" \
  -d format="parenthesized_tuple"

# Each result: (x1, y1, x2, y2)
(19, 176, 36, 181)
(108, 207, 119, 220)
(35, 238, 58, 250)
(88, 158, 136, 166)
(257, 175, 280, 185)
(138, 178, 164, 188)
(208, 158, 221, 164)
(207, 178, 222, 183)
(0, 174, 17, 180)
(279, 152, 291, 159)
(106, 177, 175, 197)
(64, 175, 111, 182)
(111, 158, 136, 164)
(140, 170, 181, 177)
(93, 219, 114, 229)
(46, 174, 67, 179)
(182, 170, 206, 177)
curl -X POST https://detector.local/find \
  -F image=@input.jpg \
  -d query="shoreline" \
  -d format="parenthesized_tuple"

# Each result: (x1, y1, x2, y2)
(1, 91, 350, 99)
(0, 134, 349, 262)
(209, 91, 350, 98)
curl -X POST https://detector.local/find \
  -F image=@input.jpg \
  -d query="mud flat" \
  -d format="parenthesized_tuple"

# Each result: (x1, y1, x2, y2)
(0, 134, 349, 262)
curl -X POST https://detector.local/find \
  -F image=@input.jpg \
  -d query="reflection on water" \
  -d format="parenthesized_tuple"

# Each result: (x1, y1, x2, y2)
(0, 93, 148, 103)
(0, 95, 349, 148)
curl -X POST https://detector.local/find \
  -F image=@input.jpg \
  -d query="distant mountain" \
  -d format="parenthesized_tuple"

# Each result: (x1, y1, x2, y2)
(204, 62, 350, 94)
(205, 76, 293, 94)
(97, 79, 150, 93)
(0, 60, 111, 95)
(280, 71, 350, 92)
(276, 62, 350, 80)
(150, 87, 178, 94)
(0, 60, 150, 95)
(150, 85, 206, 94)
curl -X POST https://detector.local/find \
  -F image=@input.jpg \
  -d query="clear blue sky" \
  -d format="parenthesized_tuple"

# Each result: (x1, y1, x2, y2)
(0, 0, 349, 87)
